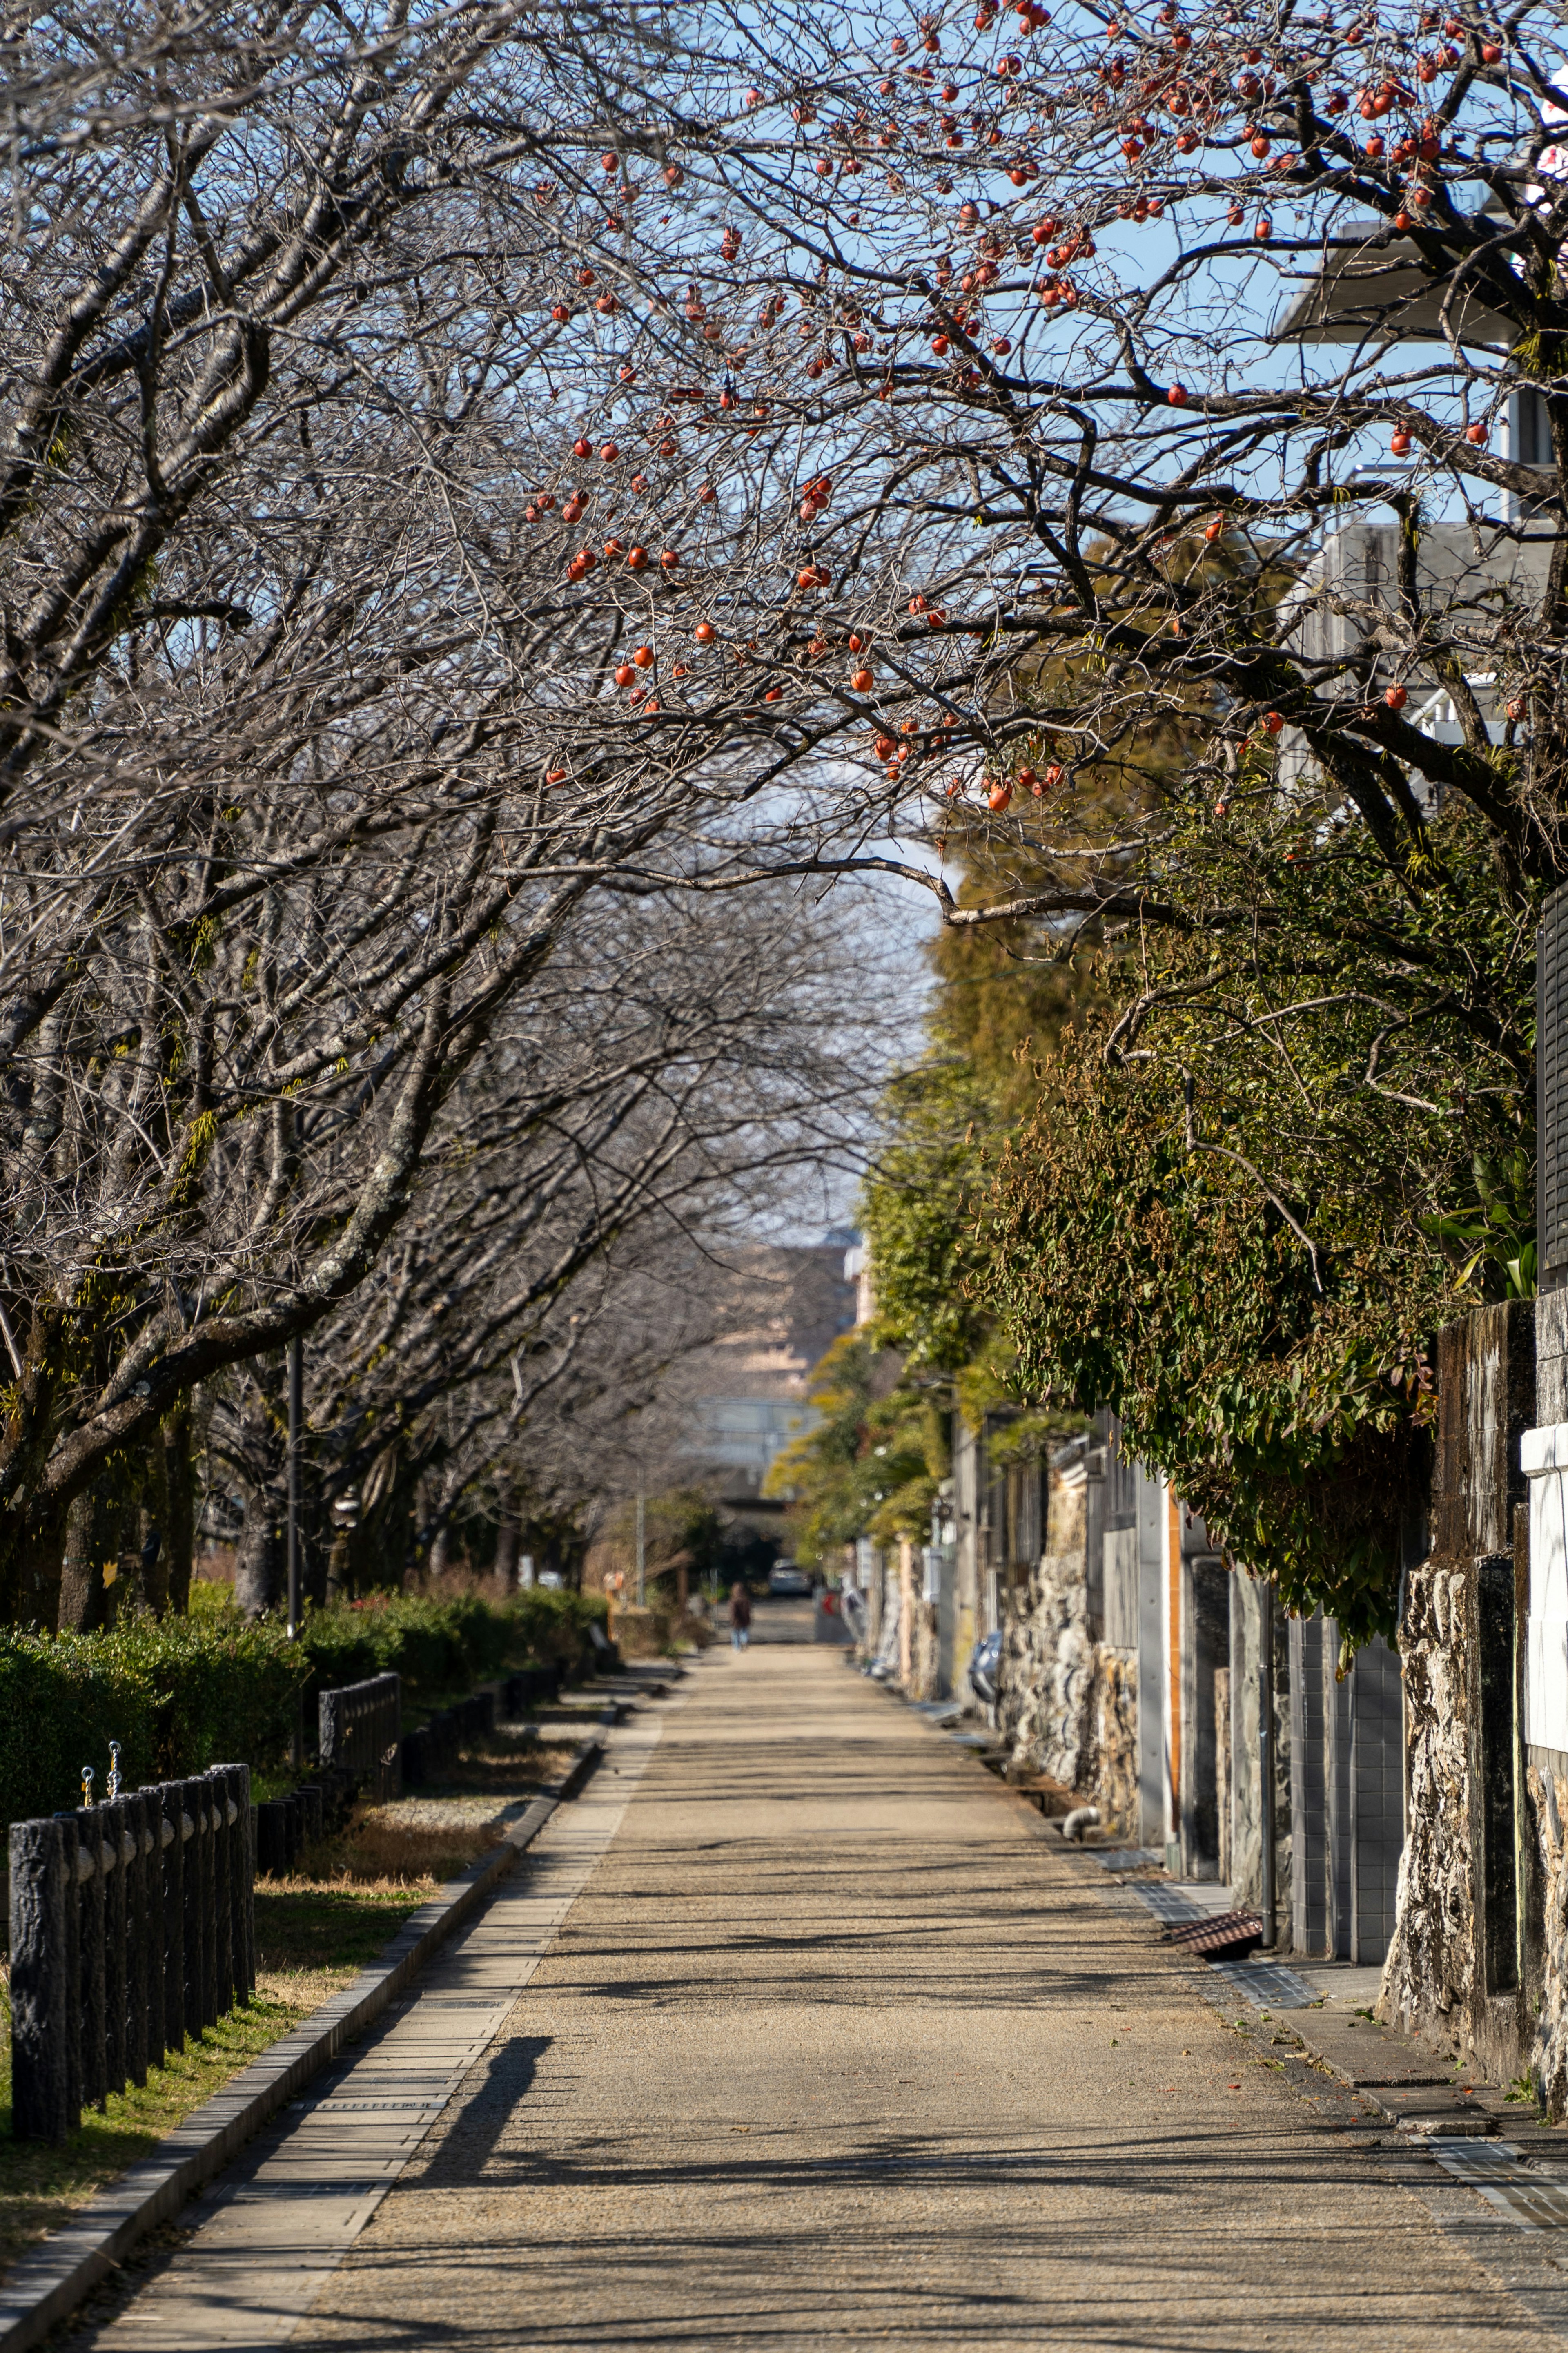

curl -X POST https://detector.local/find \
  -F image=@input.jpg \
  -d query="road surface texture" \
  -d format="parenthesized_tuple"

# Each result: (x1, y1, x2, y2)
(81, 1641, 1568, 2352)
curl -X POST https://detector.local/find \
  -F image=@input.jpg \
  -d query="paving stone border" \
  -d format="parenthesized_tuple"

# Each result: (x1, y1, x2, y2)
(0, 1725, 610, 2353)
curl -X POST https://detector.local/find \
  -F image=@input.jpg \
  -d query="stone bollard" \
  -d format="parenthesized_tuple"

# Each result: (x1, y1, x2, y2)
(123, 1790, 150, 2091)
(79, 1805, 109, 2112)
(163, 1781, 189, 2056)
(101, 1797, 126, 2094)
(9, 1819, 71, 2143)
(55, 1812, 82, 2121)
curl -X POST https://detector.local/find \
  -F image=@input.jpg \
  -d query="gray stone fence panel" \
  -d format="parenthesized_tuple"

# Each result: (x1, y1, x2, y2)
(318, 1672, 401, 1804)
(9, 1766, 253, 2144)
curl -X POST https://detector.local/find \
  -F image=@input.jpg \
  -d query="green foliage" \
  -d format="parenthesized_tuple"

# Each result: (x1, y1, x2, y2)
(982, 798, 1537, 1645)
(864, 867, 1091, 1383)
(0, 1614, 307, 1829)
(0, 1586, 606, 1829)
(862, 1058, 1000, 1376)
(597, 1488, 731, 1588)
(763, 1333, 945, 1563)
(295, 1585, 606, 1717)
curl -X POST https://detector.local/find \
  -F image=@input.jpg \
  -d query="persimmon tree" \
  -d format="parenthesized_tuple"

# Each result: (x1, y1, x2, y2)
(9, 0, 1568, 1632)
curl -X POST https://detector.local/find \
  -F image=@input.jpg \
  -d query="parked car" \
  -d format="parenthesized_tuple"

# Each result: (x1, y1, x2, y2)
(968, 1629, 1002, 1706)
(767, 1564, 813, 1597)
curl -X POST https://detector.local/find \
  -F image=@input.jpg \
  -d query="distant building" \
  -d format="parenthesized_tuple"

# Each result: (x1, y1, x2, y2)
(684, 1236, 858, 1532)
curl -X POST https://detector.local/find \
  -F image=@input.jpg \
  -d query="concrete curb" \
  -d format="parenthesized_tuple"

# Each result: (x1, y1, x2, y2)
(0, 1727, 609, 2353)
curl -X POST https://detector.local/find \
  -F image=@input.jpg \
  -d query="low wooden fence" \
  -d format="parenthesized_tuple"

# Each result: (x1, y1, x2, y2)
(9, 1764, 253, 2143)
(401, 1688, 495, 1788)
(319, 1670, 401, 1804)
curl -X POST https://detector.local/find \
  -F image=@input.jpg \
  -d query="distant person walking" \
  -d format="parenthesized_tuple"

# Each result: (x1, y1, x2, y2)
(728, 1581, 752, 1652)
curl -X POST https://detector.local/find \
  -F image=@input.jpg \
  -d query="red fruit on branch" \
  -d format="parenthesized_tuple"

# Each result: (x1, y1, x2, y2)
(627, 546, 650, 570)
(633, 645, 655, 668)
(1385, 683, 1408, 709)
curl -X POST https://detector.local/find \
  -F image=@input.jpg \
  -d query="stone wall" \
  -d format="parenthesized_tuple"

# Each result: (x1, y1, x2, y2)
(1378, 1299, 1537, 2078)
(1092, 1652, 1140, 1837)
(995, 1458, 1141, 1831)
(998, 1463, 1092, 1782)
(1527, 1289, 1568, 2113)
(1379, 1563, 1473, 2052)
(1227, 1575, 1292, 1944)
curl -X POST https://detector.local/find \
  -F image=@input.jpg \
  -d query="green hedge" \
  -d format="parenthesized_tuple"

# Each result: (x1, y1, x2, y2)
(0, 1588, 608, 1831)
(293, 1587, 607, 1720)
(0, 1616, 307, 1831)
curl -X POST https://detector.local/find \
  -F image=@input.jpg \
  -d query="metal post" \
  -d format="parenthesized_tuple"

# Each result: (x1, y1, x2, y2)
(1258, 1579, 1277, 1950)
(635, 1474, 646, 1609)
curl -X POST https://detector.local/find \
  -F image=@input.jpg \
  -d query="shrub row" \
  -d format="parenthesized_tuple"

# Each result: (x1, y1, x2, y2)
(0, 1586, 607, 1831)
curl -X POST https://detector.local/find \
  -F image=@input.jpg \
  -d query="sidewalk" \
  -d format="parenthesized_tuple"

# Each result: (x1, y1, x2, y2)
(78, 1646, 1568, 2351)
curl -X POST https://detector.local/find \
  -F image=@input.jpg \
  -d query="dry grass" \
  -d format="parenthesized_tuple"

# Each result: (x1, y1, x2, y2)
(0, 1729, 576, 2285)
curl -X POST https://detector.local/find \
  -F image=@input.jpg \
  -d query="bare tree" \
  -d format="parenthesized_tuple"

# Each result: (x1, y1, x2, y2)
(15, 0, 1560, 1623)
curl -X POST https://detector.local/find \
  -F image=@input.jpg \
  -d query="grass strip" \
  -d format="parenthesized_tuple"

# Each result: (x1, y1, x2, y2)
(0, 1729, 577, 2283)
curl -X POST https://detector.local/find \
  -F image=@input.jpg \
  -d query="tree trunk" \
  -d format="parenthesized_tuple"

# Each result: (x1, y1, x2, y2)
(58, 1485, 109, 1631)
(164, 1396, 195, 1615)
(140, 1431, 171, 1617)
(16, 1511, 67, 1633)
(233, 1481, 283, 1617)
(495, 1484, 519, 1590)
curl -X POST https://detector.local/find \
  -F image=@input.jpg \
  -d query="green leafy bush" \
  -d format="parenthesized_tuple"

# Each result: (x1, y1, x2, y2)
(295, 1586, 605, 1717)
(0, 1587, 607, 1831)
(0, 1616, 307, 1830)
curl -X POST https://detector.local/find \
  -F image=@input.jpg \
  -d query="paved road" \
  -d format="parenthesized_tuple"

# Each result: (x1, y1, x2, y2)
(87, 1647, 1565, 2351)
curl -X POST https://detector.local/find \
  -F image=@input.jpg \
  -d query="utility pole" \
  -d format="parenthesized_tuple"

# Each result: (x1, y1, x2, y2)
(635, 1474, 646, 1608)
(287, 1334, 303, 1771)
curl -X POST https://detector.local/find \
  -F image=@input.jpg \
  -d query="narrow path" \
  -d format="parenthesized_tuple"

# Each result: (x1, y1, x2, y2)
(89, 1650, 1560, 2350)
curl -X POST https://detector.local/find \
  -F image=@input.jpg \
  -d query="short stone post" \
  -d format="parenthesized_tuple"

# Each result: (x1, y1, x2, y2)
(78, 1808, 108, 2112)
(54, 1812, 82, 2121)
(163, 1782, 187, 2055)
(195, 1780, 216, 2030)
(124, 1791, 150, 2089)
(228, 1766, 254, 2000)
(209, 1771, 233, 2014)
(180, 1777, 203, 2038)
(103, 1797, 129, 2095)
(9, 1819, 72, 2143)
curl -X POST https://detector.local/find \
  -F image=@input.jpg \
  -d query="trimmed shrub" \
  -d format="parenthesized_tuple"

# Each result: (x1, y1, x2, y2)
(295, 1586, 607, 1717)
(0, 1615, 307, 1830)
(0, 1586, 610, 1833)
